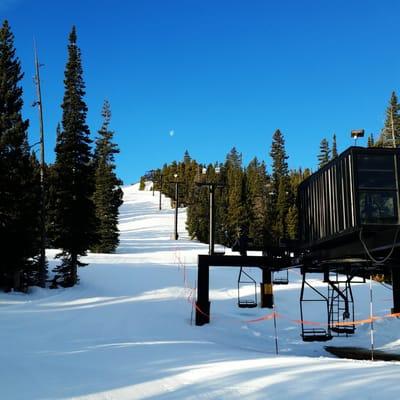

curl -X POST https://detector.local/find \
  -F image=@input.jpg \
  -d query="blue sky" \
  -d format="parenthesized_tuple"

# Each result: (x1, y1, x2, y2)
(3, 0, 400, 183)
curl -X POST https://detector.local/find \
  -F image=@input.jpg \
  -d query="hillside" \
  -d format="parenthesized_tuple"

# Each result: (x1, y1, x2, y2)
(1, 184, 400, 399)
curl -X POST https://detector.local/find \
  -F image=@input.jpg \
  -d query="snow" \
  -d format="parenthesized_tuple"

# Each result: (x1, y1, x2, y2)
(1, 183, 400, 399)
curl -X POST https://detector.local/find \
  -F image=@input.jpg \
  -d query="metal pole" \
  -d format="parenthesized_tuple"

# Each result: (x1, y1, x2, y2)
(159, 175, 163, 211)
(369, 274, 374, 361)
(174, 181, 179, 240)
(391, 266, 400, 313)
(209, 185, 215, 255)
(196, 257, 210, 325)
(34, 42, 47, 287)
(273, 303, 279, 355)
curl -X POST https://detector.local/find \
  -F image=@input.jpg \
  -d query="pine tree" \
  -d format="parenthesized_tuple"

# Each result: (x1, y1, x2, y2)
(139, 176, 146, 190)
(245, 158, 271, 247)
(270, 130, 289, 193)
(224, 148, 246, 241)
(0, 20, 41, 290)
(286, 205, 298, 239)
(318, 138, 330, 168)
(187, 164, 211, 243)
(270, 130, 290, 242)
(52, 27, 96, 287)
(377, 91, 400, 147)
(367, 133, 375, 147)
(92, 101, 123, 253)
(332, 134, 338, 159)
(183, 150, 191, 165)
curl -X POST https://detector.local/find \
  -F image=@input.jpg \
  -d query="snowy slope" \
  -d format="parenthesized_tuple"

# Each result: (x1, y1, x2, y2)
(1, 184, 400, 400)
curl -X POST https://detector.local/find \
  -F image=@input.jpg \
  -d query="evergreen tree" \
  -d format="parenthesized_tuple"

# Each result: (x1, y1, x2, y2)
(376, 91, 400, 147)
(91, 100, 123, 253)
(367, 133, 375, 147)
(270, 130, 290, 242)
(224, 148, 246, 241)
(245, 158, 271, 247)
(318, 138, 330, 168)
(286, 205, 298, 239)
(0, 20, 41, 290)
(183, 150, 191, 165)
(187, 164, 211, 243)
(332, 134, 338, 159)
(270, 129, 289, 194)
(52, 27, 96, 287)
(139, 176, 146, 190)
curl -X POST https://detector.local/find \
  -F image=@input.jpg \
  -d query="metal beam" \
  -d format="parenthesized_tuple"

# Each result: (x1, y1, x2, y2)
(392, 267, 400, 314)
(195, 256, 210, 325)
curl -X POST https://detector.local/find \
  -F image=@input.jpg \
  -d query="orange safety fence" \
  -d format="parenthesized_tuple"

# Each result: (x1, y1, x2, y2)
(246, 310, 400, 327)
(174, 248, 212, 320)
(245, 312, 279, 323)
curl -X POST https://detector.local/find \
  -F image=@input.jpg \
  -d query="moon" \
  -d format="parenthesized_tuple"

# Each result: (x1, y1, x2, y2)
(169, 130, 175, 137)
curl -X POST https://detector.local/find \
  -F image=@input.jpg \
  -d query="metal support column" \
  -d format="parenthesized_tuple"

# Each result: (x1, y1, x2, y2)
(174, 181, 179, 240)
(159, 175, 163, 210)
(195, 257, 210, 325)
(209, 186, 215, 255)
(260, 268, 273, 308)
(392, 267, 400, 313)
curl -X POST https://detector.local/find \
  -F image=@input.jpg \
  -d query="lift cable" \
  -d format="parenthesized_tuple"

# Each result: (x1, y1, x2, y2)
(379, 281, 393, 291)
(359, 227, 400, 265)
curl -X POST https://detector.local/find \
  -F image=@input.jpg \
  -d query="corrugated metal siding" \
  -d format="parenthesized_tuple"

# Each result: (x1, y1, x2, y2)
(299, 150, 356, 246)
(299, 147, 400, 248)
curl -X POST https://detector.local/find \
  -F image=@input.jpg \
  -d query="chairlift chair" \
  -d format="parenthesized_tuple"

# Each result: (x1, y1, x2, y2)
(237, 267, 258, 308)
(273, 269, 289, 285)
(300, 272, 333, 342)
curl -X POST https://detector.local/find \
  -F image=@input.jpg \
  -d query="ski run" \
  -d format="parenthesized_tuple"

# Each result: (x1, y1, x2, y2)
(1, 183, 400, 400)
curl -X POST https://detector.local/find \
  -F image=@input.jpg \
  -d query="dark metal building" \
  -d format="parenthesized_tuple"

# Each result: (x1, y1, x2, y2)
(298, 147, 400, 260)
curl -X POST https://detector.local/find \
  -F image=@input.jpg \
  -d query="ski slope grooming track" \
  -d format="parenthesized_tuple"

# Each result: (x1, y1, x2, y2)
(1, 183, 400, 399)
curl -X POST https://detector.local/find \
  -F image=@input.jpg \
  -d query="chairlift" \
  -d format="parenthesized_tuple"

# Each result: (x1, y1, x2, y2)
(238, 267, 258, 308)
(273, 270, 289, 285)
(300, 273, 333, 342)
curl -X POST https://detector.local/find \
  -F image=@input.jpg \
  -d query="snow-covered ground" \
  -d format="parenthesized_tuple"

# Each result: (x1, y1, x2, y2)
(1, 184, 400, 399)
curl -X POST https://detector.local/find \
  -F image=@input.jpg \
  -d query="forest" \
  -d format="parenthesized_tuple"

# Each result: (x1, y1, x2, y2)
(0, 21, 123, 291)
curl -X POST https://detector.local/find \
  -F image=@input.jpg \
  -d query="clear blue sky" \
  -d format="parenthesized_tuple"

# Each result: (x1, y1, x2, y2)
(3, 0, 400, 183)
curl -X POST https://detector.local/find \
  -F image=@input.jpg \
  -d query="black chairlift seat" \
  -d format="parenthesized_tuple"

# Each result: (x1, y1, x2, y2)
(238, 299, 258, 309)
(302, 329, 333, 342)
(238, 267, 258, 308)
(331, 326, 356, 335)
(273, 270, 289, 285)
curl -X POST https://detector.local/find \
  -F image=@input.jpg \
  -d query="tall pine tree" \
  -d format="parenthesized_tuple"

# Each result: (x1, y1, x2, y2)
(92, 101, 123, 253)
(52, 27, 96, 287)
(377, 91, 400, 147)
(224, 148, 246, 242)
(367, 133, 375, 147)
(0, 20, 41, 290)
(270, 129, 290, 241)
(245, 158, 271, 247)
(331, 134, 338, 159)
(318, 138, 330, 168)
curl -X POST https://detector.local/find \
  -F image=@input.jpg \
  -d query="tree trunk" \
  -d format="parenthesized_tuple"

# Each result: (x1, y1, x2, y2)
(71, 252, 78, 286)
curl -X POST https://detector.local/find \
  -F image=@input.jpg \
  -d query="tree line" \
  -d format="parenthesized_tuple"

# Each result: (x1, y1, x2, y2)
(142, 131, 311, 248)
(0, 21, 122, 292)
(145, 90, 400, 248)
